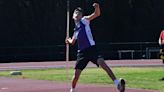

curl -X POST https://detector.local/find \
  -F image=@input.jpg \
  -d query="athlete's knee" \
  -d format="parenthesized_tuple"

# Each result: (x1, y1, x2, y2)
(97, 57, 105, 65)
(97, 59, 110, 69)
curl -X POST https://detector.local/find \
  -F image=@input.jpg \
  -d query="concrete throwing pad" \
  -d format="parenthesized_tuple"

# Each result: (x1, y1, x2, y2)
(0, 77, 159, 92)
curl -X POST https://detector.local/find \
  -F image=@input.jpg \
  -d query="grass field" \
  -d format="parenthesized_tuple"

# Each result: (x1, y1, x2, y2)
(0, 67, 164, 91)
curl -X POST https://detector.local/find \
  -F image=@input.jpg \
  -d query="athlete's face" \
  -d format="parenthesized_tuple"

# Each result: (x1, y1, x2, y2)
(73, 11, 83, 21)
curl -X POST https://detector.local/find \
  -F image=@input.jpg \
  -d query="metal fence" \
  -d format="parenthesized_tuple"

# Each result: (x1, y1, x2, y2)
(98, 42, 160, 60)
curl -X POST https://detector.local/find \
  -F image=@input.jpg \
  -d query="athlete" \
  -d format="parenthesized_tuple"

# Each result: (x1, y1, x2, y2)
(66, 3, 126, 92)
(159, 29, 164, 64)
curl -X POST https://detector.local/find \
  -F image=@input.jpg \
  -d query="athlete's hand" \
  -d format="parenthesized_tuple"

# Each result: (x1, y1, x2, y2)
(65, 38, 71, 44)
(65, 38, 70, 44)
(93, 3, 99, 8)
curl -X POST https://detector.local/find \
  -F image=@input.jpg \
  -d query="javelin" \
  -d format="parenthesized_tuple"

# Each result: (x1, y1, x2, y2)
(66, 0, 70, 79)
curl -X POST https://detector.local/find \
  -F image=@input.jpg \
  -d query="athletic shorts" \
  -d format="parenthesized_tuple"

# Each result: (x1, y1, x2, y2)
(161, 44, 164, 50)
(75, 46, 103, 70)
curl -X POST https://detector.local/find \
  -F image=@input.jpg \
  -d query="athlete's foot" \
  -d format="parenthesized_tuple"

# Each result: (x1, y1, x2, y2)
(117, 78, 126, 92)
(70, 88, 76, 92)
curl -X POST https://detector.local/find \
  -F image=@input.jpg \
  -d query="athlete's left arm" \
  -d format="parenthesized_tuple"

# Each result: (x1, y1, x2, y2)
(84, 3, 101, 21)
(65, 31, 78, 45)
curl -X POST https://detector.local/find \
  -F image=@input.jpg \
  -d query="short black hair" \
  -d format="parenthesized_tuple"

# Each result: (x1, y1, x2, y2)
(74, 7, 84, 15)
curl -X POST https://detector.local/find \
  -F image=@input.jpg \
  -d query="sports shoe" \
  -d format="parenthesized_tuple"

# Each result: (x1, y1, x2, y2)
(70, 88, 76, 92)
(117, 78, 126, 92)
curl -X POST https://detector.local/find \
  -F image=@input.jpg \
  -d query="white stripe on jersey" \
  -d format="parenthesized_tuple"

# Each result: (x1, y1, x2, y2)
(81, 17, 95, 46)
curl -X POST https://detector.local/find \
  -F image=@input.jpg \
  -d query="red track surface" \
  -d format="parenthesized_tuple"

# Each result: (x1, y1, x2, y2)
(0, 59, 163, 71)
(0, 77, 159, 92)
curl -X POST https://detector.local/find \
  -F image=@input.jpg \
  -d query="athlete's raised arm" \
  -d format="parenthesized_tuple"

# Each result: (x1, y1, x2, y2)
(84, 3, 101, 21)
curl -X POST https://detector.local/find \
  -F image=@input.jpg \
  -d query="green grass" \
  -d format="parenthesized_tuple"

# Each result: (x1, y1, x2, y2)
(0, 67, 164, 91)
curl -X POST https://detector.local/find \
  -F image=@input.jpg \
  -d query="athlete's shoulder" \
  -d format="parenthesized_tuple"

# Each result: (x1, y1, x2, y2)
(81, 17, 90, 24)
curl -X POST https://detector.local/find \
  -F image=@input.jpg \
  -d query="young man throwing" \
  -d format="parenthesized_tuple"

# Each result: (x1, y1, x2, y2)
(66, 3, 125, 92)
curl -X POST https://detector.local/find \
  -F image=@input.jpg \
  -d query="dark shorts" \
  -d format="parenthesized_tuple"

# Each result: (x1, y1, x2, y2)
(161, 44, 164, 51)
(75, 46, 103, 70)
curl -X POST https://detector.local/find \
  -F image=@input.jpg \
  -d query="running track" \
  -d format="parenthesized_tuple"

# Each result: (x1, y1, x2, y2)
(0, 59, 163, 92)
(0, 59, 163, 71)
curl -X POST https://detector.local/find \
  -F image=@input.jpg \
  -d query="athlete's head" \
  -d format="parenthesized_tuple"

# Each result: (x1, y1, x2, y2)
(73, 7, 83, 21)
